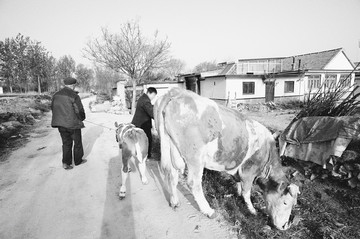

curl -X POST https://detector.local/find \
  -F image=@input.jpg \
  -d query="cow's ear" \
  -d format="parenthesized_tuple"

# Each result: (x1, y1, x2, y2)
(277, 181, 287, 192)
(256, 178, 267, 191)
(115, 122, 118, 127)
(287, 184, 300, 197)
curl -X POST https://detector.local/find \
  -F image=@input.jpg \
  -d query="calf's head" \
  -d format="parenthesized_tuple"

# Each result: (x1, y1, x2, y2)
(114, 122, 130, 147)
(264, 181, 300, 230)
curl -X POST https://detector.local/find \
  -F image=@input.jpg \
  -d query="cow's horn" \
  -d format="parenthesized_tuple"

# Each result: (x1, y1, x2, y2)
(287, 184, 300, 197)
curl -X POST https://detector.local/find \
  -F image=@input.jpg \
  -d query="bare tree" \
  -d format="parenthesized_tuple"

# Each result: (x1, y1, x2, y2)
(193, 60, 217, 73)
(163, 58, 185, 79)
(75, 64, 93, 92)
(83, 20, 171, 113)
(56, 55, 76, 90)
(93, 66, 123, 95)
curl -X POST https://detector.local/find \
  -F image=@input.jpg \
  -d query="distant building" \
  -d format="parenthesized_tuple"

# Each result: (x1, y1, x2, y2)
(123, 80, 185, 108)
(187, 48, 356, 104)
(112, 79, 126, 104)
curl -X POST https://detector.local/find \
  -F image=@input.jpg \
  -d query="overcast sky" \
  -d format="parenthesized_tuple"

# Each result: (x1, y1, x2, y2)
(1, 0, 359, 70)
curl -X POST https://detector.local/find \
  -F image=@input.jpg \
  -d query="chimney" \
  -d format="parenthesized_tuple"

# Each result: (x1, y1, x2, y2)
(291, 57, 295, 71)
(298, 59, 301, 70)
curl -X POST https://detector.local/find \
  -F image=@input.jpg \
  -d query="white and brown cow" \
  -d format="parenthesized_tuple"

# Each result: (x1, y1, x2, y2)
(154, 88, 300, 230)
(115, 122, 149, 199)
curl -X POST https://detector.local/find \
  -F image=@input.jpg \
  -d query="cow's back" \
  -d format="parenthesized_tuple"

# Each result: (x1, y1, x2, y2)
(157, 88, 269, 172)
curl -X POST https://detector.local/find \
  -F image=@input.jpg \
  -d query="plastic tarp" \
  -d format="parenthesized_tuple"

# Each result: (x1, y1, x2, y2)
(279, 116, 360, 166)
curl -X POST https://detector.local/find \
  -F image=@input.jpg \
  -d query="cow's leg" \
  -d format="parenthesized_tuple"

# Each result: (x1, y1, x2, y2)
(236, 182, 242, 196)
(135, 142, 148, 185)
(119, 147, 131, 200)
(187, 164, 215, 218)
(119, 165, 129, 200)
(138, 158, 149, 185)
(240, 176, 257, 215)
(168, 166, 180, 208)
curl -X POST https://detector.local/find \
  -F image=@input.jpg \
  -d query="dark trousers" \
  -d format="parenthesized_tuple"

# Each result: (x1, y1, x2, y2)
(140, 122, 152, 157)
(58, 127, 84, 165)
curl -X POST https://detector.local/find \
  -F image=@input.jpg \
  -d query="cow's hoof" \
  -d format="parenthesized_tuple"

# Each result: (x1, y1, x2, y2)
(249, 208, 257, 215)
(119, 192, 126, 200)
(207, 211, 217, 219)
(170, 202, 180, 209)
(142, 179, 149, 185)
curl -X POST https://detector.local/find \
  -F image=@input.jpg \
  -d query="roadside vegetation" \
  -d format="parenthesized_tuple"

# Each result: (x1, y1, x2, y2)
(0, 95, 52, 161)
(151, 87, 360, 238)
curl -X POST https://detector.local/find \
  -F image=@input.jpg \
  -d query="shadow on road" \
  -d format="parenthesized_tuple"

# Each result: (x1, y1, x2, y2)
(147, 161, 170, 202)
(100, 156, 136, 239)
(147, 161, 200, 212)
(83, 126, 104, 158)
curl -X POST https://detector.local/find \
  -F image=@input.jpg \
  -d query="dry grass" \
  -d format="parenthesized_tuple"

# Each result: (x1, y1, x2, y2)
(201, 157, 360, 239)
(292, 73, 360, 125)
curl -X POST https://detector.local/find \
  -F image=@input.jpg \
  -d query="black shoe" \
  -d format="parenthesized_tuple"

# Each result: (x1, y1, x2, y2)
(63, 163, 73, 170)
(75, 159, 87, 166)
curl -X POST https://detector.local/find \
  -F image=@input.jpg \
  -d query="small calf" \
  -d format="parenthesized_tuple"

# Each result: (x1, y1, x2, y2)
(115, 122, 149, 199)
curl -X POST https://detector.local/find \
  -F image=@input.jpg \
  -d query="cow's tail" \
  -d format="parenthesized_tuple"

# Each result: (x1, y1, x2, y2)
(135, 141, 144, 163)
(154, 91, 185, 174)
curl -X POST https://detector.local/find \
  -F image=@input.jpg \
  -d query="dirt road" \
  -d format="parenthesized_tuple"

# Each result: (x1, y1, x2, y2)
(0, 97, 234, 239)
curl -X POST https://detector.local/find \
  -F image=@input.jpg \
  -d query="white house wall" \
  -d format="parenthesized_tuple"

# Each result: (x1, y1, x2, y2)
(303, 73, 354, 93)
(226, 77, 265, 100)
(200, 77, 227, 100)
(303, 73, 354, 101)
(143, 83, 185, 98)
(274, 77, 305, 98)
(324, 51, 354, 70)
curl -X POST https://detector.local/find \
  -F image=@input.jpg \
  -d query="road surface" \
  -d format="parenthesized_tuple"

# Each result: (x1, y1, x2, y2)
(0, 97, 234, 239)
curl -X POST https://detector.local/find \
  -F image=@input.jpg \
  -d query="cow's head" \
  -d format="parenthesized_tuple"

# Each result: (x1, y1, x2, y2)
(115, 122, 132, 148)
(264, 182, 300, 230)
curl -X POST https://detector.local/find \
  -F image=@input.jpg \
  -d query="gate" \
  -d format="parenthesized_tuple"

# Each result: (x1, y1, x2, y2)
(265, 81, 275, 102)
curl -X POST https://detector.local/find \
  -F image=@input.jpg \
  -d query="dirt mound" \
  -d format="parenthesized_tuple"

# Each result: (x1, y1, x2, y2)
(0, 95, 51, 148)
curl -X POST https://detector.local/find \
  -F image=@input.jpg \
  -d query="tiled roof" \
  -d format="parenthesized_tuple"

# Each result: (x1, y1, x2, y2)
(281, 48, 343, 71)
(219, 63, 236, 75)
(354, 62, 360, 70)
(200, 62, 236, 77)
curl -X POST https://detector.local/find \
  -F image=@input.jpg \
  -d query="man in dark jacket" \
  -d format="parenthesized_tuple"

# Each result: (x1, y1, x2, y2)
(51, 77, 86, 170)
(131, 87, 157, 158)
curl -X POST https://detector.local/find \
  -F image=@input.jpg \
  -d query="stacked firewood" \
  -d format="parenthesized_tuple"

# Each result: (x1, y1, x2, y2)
(329, 150, 360, 188)
(283, 71, 360, 189)
(293, 150, 360, 189)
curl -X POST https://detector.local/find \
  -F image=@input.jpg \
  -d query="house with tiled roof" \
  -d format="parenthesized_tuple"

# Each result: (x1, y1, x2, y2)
(197, 48, 356, 104)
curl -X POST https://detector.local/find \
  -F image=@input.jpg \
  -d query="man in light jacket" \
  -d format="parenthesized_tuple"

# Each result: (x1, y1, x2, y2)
(51, 77, 86, 170)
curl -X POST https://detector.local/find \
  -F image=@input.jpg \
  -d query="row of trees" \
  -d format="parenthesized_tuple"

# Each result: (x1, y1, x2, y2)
(1, 20, 217, 111)
(0, 34, 95, 94)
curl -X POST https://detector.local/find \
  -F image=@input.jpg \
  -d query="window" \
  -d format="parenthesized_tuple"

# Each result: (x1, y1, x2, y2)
(237, 59, 282, 74)
(324, 74, 337, 89)
(243, 82, 255, 94)
(284, 81, 294, 93)
(308, 75, 321, 90)
(339, 74, 351, 87)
